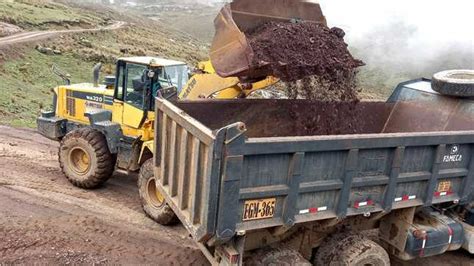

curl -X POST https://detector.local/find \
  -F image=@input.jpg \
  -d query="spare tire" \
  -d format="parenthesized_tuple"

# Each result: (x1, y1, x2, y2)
(432, 69, 474, 97)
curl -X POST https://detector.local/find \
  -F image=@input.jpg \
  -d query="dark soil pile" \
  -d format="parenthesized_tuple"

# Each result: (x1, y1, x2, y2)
(247, 21, 364, 101)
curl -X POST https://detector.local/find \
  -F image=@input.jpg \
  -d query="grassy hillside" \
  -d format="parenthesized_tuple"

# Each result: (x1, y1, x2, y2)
(0, 47, 94, 127)
(0, 0, 110, 30)
(0, 0, 207, 127)
(134, 0, 221, 42)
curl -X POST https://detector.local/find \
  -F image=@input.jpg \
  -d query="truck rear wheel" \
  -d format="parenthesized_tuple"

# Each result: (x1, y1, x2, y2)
(138, 159, 178, 225)
(314, 234, 390, 266)
(59, 128, 115, 189)
(246, 247, 310, 266)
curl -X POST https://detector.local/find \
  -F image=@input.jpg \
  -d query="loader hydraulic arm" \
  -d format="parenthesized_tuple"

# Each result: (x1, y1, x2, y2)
(178, 0, 327, 100)
(178, 60, 279, 100)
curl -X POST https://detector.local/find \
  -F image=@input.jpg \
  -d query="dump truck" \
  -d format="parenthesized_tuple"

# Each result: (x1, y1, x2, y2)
(143, 75, 474, 265)
(35, 0, 474, 263)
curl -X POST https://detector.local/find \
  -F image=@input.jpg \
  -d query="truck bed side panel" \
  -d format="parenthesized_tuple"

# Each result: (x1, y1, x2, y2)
(215, 132, 474, 238)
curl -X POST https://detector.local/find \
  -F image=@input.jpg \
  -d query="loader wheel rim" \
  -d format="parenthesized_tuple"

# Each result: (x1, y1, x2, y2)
(69, 147, 91, 175)
(146, 178, 165, 208)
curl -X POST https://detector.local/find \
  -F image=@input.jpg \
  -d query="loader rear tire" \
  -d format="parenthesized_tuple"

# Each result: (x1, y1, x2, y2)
(432, 69, 474, 97)
(138, 159, 178, 225)
(246, 247, 311, 266)
(314, 234, 390, 266)
(59, 128, 115, 189)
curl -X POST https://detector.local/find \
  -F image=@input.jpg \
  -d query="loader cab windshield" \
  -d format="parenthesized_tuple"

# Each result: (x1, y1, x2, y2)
(115, 61, 153, 110)
(157, 65, 188, 93)
(115, 61, 188, 111)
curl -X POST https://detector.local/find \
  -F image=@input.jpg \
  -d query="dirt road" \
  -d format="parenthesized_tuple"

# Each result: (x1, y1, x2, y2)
(0, 125, 207, 264)
(0, 21, 125, 47)
(0, 125, 472, 265)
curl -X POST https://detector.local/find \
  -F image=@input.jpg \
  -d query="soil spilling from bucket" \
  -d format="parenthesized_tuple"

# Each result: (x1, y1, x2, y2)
(247, 21, 363, 101)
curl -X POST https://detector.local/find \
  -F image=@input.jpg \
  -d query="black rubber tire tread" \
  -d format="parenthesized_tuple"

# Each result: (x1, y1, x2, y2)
(246, 247, 311, 266)
(59, 128, 115, 189)
(314, 234, 390, 266)
(432, 70, 474, 97)
(138, 159, 178, 225)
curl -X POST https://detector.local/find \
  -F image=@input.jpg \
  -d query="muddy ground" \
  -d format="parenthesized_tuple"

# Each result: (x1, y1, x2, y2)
(0, 125, 472, 265)
(0, 125, 207, 265)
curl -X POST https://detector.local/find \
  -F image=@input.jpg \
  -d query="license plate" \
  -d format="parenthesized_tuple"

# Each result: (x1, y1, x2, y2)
(242, 198, 276, 221)
(438, 181, 451, 192)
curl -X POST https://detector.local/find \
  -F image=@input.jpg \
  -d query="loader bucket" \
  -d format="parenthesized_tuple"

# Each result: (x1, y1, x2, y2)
(210, 0, 327, 79)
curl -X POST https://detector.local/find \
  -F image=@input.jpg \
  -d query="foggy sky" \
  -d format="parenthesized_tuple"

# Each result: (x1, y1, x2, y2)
(319, 0, 474, 74)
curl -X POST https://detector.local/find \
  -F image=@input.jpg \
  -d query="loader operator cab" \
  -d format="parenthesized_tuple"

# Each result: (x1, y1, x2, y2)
(114, 57, 188, 112)
(111, 56, 188, 131)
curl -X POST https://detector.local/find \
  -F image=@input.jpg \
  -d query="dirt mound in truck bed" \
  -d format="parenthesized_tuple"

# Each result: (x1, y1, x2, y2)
(247, 22, 363, 101)
(177, 100, 395, 138)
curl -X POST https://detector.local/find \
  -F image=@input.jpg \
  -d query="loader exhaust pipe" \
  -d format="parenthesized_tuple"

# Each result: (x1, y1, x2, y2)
(93, 63, 102, 87)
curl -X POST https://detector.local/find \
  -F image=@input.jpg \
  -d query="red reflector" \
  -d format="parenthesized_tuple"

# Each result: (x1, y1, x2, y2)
(447, 226, 453, 236)
(230, 254, 239, 264)
(354, 200, 373, 209)
(309, 207, 318, 213)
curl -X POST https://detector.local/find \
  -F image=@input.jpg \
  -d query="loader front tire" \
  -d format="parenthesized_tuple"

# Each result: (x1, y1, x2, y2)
(138, 159, 178, 225)
(59, 128, 116, 189)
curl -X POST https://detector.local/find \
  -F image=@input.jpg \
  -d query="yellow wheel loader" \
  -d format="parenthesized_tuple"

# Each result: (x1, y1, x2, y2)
(37, 0, 326, 224)
(38, 56, 279, 185)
